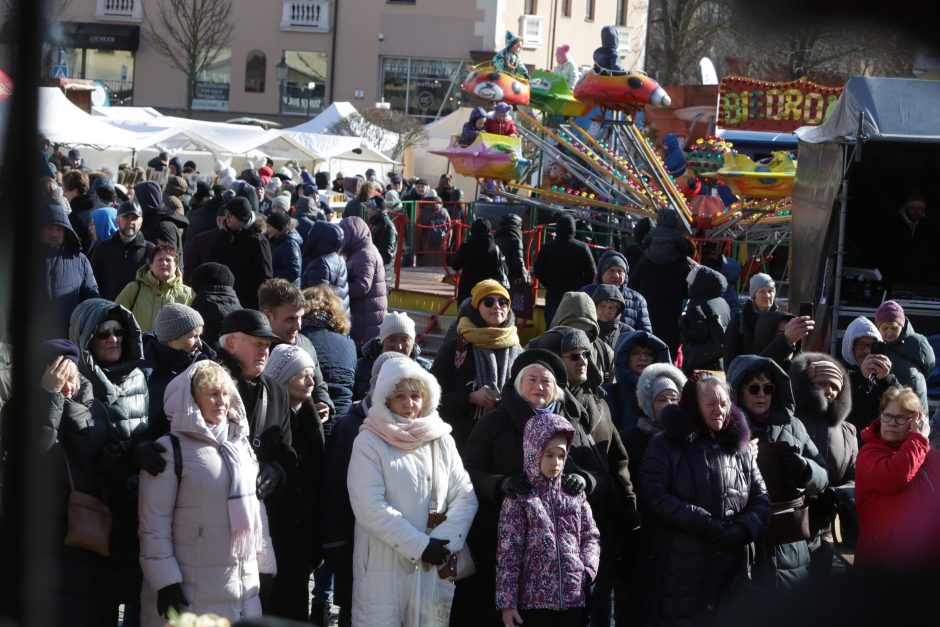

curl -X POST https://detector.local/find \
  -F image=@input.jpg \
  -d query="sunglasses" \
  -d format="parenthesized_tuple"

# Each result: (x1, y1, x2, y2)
(566, 351, 591, 362)
(481, 296, 510, 308)
(94, 328, 125, 341)
(745, 383, 775, 396)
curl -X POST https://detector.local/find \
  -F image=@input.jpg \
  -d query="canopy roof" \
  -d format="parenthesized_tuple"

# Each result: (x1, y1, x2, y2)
(795, 76, 940, 144)
(283, 101, 399, 155)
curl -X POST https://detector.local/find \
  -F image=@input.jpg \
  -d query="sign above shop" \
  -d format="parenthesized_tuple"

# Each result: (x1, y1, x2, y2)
(718, 76, 843, 132)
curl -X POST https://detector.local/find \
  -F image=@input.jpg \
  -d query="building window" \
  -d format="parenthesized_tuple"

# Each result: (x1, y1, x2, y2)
(586, 0, 595, 21)
(380, 57, 471, 121)
(192, 48, 231, 111)
(245, 50, 266, 93)
(279, 50, 328, 116)
(616, 0, 628, 26)
(524, 0, 538, 13)
(61, 47, 136, 105)
(562, 0, 571, 17)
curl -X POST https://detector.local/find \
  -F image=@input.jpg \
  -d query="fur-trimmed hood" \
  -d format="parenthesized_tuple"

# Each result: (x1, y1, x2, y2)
(636, 363, 687, 422)
(369, 356, 441, 424)
(789, 352, 852, 427)
(660, 400, 751, 452)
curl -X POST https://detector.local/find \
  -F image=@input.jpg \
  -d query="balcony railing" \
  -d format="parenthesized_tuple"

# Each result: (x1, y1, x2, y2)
(96, 0, 143, 22)
(281, 0, 330, 32)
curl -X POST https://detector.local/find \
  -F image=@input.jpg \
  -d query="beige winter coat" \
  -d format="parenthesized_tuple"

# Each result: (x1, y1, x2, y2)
(138, 363, 276, 627)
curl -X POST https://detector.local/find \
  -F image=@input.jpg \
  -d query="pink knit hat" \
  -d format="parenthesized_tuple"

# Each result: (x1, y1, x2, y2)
(556, 44, 571, 62)
(875, 300, 905, 328)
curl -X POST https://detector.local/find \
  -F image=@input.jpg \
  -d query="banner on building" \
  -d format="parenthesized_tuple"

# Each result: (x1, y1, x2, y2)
(718, 76, 843, 132)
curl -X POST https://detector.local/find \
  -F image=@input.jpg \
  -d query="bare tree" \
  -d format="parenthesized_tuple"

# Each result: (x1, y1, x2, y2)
(145, 0, 233, 116)
(645, 0, 728, 85)
(328, 108, 428, 161)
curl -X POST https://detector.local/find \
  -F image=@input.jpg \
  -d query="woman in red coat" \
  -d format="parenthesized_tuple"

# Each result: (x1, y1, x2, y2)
(856, 385, 940, 568)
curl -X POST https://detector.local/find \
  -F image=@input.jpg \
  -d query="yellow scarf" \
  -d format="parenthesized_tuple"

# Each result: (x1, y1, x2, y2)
(457, 316, 520, 350)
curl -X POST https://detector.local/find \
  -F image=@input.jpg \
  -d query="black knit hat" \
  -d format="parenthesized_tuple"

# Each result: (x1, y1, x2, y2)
(190, 262, 236, 291)
(510, 348, 568, 388)
(267, 211, 291, 231)
(224, 196, 253, 223)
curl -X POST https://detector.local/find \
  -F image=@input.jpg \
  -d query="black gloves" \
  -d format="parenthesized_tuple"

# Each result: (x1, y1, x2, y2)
(780, 447, 812, 489)
(500, 474, 532, 498)
(704, 520, 751, 551)
(259, 573, 274, 606)
(133, 441, 167, 476)
(156, 583, 188, 618)
(562, 473, 587, 496)
(256, 463, 284, 500)
(421, 538, 451, 565)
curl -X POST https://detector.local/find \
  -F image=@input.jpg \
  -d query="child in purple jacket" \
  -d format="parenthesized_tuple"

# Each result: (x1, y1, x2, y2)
(495, 413, 601, 627)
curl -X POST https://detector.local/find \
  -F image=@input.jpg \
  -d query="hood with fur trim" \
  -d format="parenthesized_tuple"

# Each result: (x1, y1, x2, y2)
(727, 354, 795, 422)
(789, 352, 852, 427)
(163, 361, 249, 440)
(660, 397, 751, 452)
(636, 363, 687, 422)
(840, 316, 881, 366)
(369, 356, 441, 424)
(522, 413, 575, 486)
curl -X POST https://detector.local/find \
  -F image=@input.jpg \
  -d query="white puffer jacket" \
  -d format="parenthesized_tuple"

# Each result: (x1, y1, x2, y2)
(348, 359, 478, 627)
(138, 363, 276, 627)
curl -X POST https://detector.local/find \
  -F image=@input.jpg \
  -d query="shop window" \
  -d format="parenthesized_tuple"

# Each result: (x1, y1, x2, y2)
(61, 47, 135, 105)
(245, 50, 266, 93)
(279, 50, 328, 116)
(380, 57, 471, 121)
(193, 48, 231, 111)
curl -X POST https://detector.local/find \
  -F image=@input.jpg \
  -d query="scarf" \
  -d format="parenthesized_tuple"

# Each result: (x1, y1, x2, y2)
(533, 402, 558, 415)
(637, 415, 663, 436)
(212, 418, 263, 559)
(457, 315, 520, 350)
(361, 409, 452, 452)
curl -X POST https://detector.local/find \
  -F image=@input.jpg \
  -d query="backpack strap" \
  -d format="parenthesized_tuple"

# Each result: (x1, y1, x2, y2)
(168, 433, 182, 485)
(129, 280, 143, 312)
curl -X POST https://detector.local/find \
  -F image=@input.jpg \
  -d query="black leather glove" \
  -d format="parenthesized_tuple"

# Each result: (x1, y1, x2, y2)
(703, 519, 727, 547)
(259, 573, 274, 606)
(713, 523, 751, 550)
(780, 448, 812, 489)
(421, 538, 451, 566)
(256, 463, 284, 500)
(500, 474, 532, 498)
(156, 583, 188, 618)
(133, 441, 167, 476)
(561, 473, 587, 496)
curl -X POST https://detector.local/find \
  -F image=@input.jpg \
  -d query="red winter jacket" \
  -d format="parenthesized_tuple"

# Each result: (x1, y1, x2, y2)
(855, 420, 940, 568)
(484, 117, 518, 137)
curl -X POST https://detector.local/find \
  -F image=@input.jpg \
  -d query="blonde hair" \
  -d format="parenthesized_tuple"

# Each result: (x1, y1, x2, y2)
(879, 385, 921, 414)
(513, 363, 565, 403)
(191, 361, 237, 398)
(302, 285, 352, 335)
(388, 378, 432, 415)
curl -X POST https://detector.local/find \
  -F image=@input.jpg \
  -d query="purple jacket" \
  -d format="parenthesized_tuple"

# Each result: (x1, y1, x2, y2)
(339, 216, 388, 348)
(495, 413, 600, 611)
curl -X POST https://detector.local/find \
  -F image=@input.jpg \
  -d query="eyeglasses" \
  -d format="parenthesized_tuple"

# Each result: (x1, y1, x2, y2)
(566, 351, 591, 362)
(745, 383, 775, 396)
(481, 297, 510, 308)
(880, 412, 913, 426)
(94, 328, 125, 341)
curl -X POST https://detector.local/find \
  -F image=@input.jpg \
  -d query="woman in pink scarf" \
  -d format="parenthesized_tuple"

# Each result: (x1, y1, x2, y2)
(348, 358, 478, 627)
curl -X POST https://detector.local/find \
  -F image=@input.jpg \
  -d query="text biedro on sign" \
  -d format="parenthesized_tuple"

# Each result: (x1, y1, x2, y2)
(718, 76, 843, 132)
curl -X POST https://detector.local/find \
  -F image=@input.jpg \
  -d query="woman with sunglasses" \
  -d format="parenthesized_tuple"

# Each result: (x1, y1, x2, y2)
(431, 279, 523, 450)
(726, 355, 829, 588)
(855, 386, 940, 568)
(68, 298, 150, 625)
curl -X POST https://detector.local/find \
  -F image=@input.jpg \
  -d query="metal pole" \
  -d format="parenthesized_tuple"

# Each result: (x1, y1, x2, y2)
(830, 173, 849, 355)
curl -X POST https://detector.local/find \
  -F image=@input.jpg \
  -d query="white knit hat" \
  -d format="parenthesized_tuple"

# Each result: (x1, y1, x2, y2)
(263, 344, 315, 387)
(379, 312, 416, 342)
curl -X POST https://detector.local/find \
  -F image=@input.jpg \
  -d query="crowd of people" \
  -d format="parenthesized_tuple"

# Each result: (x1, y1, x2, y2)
(3, 145, 940, 627)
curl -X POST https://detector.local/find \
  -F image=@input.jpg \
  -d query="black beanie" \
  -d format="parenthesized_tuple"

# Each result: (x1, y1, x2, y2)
(471, 217, 490, 236)
(190, 262, 236, 291)
(224, 196, 253, 223)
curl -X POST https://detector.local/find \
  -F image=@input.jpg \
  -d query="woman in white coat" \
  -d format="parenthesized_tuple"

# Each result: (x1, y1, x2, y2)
(348, 357, 478, 627)
(138, 361, 276, 626)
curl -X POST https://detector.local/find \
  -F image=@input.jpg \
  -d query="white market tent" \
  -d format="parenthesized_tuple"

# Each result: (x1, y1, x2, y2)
(284, 101, 400, 156)
(285, 131, 397, 180)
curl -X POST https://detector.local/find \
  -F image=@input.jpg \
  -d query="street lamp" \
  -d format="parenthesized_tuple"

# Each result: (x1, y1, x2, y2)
(306, 81, 316, 117)
(276, 55, 289, 113)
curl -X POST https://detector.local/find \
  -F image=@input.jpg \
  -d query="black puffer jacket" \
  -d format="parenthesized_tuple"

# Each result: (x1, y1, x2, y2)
(724, 299, 776, 367)
(206, 221, 273, 310)
(680, 265, 730, 372)
(883, 319, 935, 410)
(532, 214, 596, 305)
(494, 214, 526, 282)
(789, 352, 857, 540)
(301, 220, 350, 318)
(369, 210, 398, 284)
(449, 226, 508, 304)
(639, 400, 769, 626)
(300, 312, 357, 418)
(753, 310, 799, 370)
(140, 332, 217, 437)
(727, 355, 829, 588)
(69, 299, 149, 443)
(188, 262, 241, 351)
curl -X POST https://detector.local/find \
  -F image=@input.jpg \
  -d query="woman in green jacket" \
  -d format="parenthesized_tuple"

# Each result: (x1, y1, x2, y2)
(115, 243, 193, 331)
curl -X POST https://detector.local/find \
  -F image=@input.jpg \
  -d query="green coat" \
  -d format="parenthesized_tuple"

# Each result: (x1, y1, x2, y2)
(114, 265, 193, 332)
